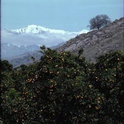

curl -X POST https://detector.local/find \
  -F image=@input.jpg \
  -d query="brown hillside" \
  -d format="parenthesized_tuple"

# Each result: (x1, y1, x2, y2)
(57, 17, 124, 62)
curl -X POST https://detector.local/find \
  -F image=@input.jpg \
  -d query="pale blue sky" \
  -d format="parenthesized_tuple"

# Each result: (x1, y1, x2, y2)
(1, 0, 123, 31)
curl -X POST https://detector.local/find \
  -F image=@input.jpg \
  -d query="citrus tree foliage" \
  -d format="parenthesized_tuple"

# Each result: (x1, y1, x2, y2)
(90, 50, 124, 123)
(89, 14, 111, 30)
(0, 60, 13, 72)
(1, 48, 124, 124)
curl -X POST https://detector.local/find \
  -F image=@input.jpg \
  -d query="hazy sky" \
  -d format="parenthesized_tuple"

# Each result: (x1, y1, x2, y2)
(1, 0, 123, 31)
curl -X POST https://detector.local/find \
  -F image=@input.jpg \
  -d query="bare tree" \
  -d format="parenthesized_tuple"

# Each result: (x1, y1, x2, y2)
(88, 14, 111, 30)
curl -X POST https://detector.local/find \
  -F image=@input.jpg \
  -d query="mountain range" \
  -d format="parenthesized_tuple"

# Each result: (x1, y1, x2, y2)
(1, 17, 124, 67)
(1, 25, 88, 60)
(2, 25, 88, 46)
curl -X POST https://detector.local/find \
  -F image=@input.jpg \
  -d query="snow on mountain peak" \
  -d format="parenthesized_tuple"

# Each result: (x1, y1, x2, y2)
(11, 25, 45, 34)
(2, 25, 89, 60)
(11, 25, 89, 35)
(2, 25, 89, 49)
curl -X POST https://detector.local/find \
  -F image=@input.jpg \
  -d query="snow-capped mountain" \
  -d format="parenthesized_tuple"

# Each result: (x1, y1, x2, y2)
(11, 25, 88, 35)
(2, 25, 88, 46)
(1, 25, 89, 60)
